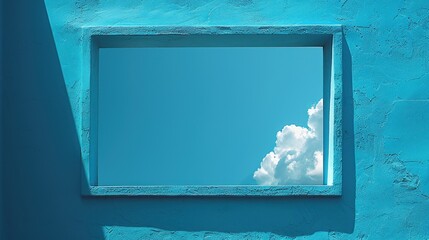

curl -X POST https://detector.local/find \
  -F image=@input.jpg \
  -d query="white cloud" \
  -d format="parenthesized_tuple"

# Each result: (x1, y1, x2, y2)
(253, 99, 324, 185)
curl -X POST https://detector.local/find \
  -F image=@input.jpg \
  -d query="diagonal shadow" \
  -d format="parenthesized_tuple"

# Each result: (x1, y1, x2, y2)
(3, 0, 356, 237)
(1, 1, 105, 239)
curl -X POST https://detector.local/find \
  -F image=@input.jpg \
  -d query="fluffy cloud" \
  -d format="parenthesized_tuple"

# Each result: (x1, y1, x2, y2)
(253, 99, 323, 185)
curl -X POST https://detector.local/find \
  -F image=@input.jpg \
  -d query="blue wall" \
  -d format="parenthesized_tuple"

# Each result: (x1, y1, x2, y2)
(1, 0, 429, 239)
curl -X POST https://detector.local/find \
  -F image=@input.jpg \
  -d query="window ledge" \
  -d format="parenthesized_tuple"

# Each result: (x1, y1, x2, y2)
(86, 185, 342, 197)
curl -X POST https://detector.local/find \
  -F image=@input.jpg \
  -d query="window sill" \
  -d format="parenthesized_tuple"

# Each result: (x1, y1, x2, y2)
(84, 185, 342, 197)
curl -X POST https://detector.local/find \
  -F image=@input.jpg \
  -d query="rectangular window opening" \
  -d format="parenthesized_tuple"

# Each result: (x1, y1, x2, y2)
(81, 26, 343, 196)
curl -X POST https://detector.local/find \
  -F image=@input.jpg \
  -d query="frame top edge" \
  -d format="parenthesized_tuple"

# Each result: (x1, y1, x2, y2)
(81, 25, 343, 36)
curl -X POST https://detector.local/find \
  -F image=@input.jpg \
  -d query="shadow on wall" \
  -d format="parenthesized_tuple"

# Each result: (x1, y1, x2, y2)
(2, 0, 356, 238)
(1, 1, 104, 239)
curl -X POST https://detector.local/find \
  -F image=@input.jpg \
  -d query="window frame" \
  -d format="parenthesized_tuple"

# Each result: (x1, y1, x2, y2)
(81, 25, 343, 196)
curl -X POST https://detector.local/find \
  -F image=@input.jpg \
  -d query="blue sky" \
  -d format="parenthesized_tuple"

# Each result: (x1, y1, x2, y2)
(97, 46, 323, 186)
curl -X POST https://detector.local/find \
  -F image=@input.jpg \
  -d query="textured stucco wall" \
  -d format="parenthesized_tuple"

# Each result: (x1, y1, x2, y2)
(2, 0, 429, 239)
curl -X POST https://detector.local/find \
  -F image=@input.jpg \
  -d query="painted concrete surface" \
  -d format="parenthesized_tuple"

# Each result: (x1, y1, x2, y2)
(1, 0, 429, 239)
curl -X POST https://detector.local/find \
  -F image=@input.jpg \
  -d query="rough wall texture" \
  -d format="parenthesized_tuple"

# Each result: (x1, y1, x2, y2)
(2, 0, 429, 239)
